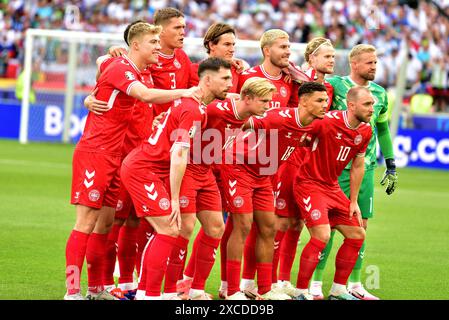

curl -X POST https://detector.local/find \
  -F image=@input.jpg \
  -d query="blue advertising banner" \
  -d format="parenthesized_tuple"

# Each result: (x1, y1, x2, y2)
(27, 103, 88, 142)
(395, 128, 449, 170)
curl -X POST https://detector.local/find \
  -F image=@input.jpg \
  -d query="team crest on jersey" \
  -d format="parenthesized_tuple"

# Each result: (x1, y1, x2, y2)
(180, 196, 189, 208)
(88, 189, 101, 202)
(354, 134, 363, 145)
(174, 59, 181, 69)
(311, 209, 321, 221)
(125, 71, 135, 81)
(116, 200, 123, 211)
(233, 196, 244, 208)
(276, 198, 286, 210)
(159, 198, 170, 210)
(280, 86, 288, 97)
(188, 126, 197, 138)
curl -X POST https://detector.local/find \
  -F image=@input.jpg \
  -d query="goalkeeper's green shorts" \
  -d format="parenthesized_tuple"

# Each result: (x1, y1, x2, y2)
(338, 168, 374, 219)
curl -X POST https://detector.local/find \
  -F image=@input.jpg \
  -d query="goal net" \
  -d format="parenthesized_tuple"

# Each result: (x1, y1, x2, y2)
(19, 28, 350, 144)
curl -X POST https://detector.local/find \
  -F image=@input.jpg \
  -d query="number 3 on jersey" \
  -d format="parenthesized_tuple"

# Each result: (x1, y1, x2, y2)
(169, 72, 176, 89)
(336, 146, 351, 161)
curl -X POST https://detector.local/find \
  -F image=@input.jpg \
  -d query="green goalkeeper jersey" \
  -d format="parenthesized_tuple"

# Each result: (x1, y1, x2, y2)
(327, 75, 389, 170)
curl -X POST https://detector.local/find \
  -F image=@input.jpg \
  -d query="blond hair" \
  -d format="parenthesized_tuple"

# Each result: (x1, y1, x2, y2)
(240, 77, 277, 99)
(304, 37, 333, 63)
(127, 22, 162, 45)
(260, 29, 289, 55)
(349, 44, 376, 62)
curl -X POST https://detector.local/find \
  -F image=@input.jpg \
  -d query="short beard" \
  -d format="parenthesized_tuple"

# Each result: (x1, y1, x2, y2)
(361, 72, 375, 81)
(270, 56, 289, 69)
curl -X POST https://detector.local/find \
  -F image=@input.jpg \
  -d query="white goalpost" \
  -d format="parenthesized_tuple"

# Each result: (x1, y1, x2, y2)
(19, 28, 353, 144)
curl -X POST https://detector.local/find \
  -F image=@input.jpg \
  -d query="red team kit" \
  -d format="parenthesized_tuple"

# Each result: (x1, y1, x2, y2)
(67, 27, 374, 301)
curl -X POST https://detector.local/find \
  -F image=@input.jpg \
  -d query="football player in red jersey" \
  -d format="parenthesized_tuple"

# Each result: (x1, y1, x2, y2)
(84, 20, 158, 300)
(273, 37, 336, 296)
(222, 82, 329, 300)
(108, 8, 192, 116)
(64, 22, 200, 301)
(291, 86, 374, 300)
(189, 22, 249, 92)
(120, 57, 233, 300)
(237, 29, 310, 296)
(167, 78, 277, 300)
(177, 22, 250, 297)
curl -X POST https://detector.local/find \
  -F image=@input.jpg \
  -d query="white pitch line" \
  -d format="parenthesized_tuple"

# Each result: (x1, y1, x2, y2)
(0, 159, 70, 169)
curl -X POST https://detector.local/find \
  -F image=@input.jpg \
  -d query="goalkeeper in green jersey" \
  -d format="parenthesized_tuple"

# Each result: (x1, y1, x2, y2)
(310, 44, 398, 300)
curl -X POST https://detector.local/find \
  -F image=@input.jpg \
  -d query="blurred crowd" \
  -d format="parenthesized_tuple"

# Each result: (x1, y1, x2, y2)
(1, 0, 449, 112)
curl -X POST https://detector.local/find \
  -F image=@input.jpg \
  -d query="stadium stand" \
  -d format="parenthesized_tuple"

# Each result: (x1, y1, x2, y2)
(0, 0, 449, 112)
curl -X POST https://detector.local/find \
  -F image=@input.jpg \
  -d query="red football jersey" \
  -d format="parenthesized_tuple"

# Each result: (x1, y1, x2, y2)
(297, 110, 372, 187)
(77, 55, 143, 156)
(121, 69, 155, 156)
(122, 97, 207, 177)
(151, 49, 192, 116)
(226, 107, 313, 177)
(304, 67, 334, 110)
(98, 56, 155, 157)
(237, 65, 298, 109)
(189, 62, 240, 93)
(189, 98, 247, 174)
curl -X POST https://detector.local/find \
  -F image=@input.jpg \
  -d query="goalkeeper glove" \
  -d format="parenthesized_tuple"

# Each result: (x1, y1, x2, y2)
(380, 158, 398, 195)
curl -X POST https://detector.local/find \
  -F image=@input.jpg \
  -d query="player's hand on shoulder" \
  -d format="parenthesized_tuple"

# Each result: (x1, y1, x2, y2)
(286, 61, 312, 83)
(183, 86, 203, 102)
(84, 88, 109, 115)
(108, 45, 127, 57)
(232, 58, 250, 73)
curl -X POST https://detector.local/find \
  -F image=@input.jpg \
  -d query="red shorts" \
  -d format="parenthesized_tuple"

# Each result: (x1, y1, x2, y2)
(294, 180, 359, 228)
(179, 167, 222, 214)
(221, 165, 275, 214)
(71, 149, 121, 209)
(274, 162, 300, 218)
(120, 163, 171, 218)
(212, 163, 226, 210)
(115, 182, 137, 220)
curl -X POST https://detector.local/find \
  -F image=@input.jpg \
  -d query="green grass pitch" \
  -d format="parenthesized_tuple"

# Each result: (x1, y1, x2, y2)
(0, 139, 448, 300)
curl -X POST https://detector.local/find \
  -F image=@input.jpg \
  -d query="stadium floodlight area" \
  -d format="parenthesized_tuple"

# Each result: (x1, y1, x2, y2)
(19, 28, 350, 144)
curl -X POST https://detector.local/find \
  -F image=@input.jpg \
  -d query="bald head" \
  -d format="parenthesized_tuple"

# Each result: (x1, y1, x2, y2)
(347, 86, 374, 124)
(347, 86, 371, 103)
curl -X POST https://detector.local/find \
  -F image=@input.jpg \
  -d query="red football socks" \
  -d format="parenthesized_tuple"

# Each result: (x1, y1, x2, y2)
(164, 235, 189, 293)
(117, 225, 138, 285)
(65, 230, 89, 295)
(279, 229, 300, 281)
(103, 224, 121, 287)
(144, 234, 177, 296)
(184, 228, 204, 278)
(191, 232, 221, 290)
(334, 238, 364, 285)
(271, 230, 286, 284)
(220, 218, 233, 282)
(86, 232, 108, 292)
(256, 262, 272, 295)
(296, 237, 327, 289)
(226, 260, 242, 297)
(241, 223, 257, 280)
